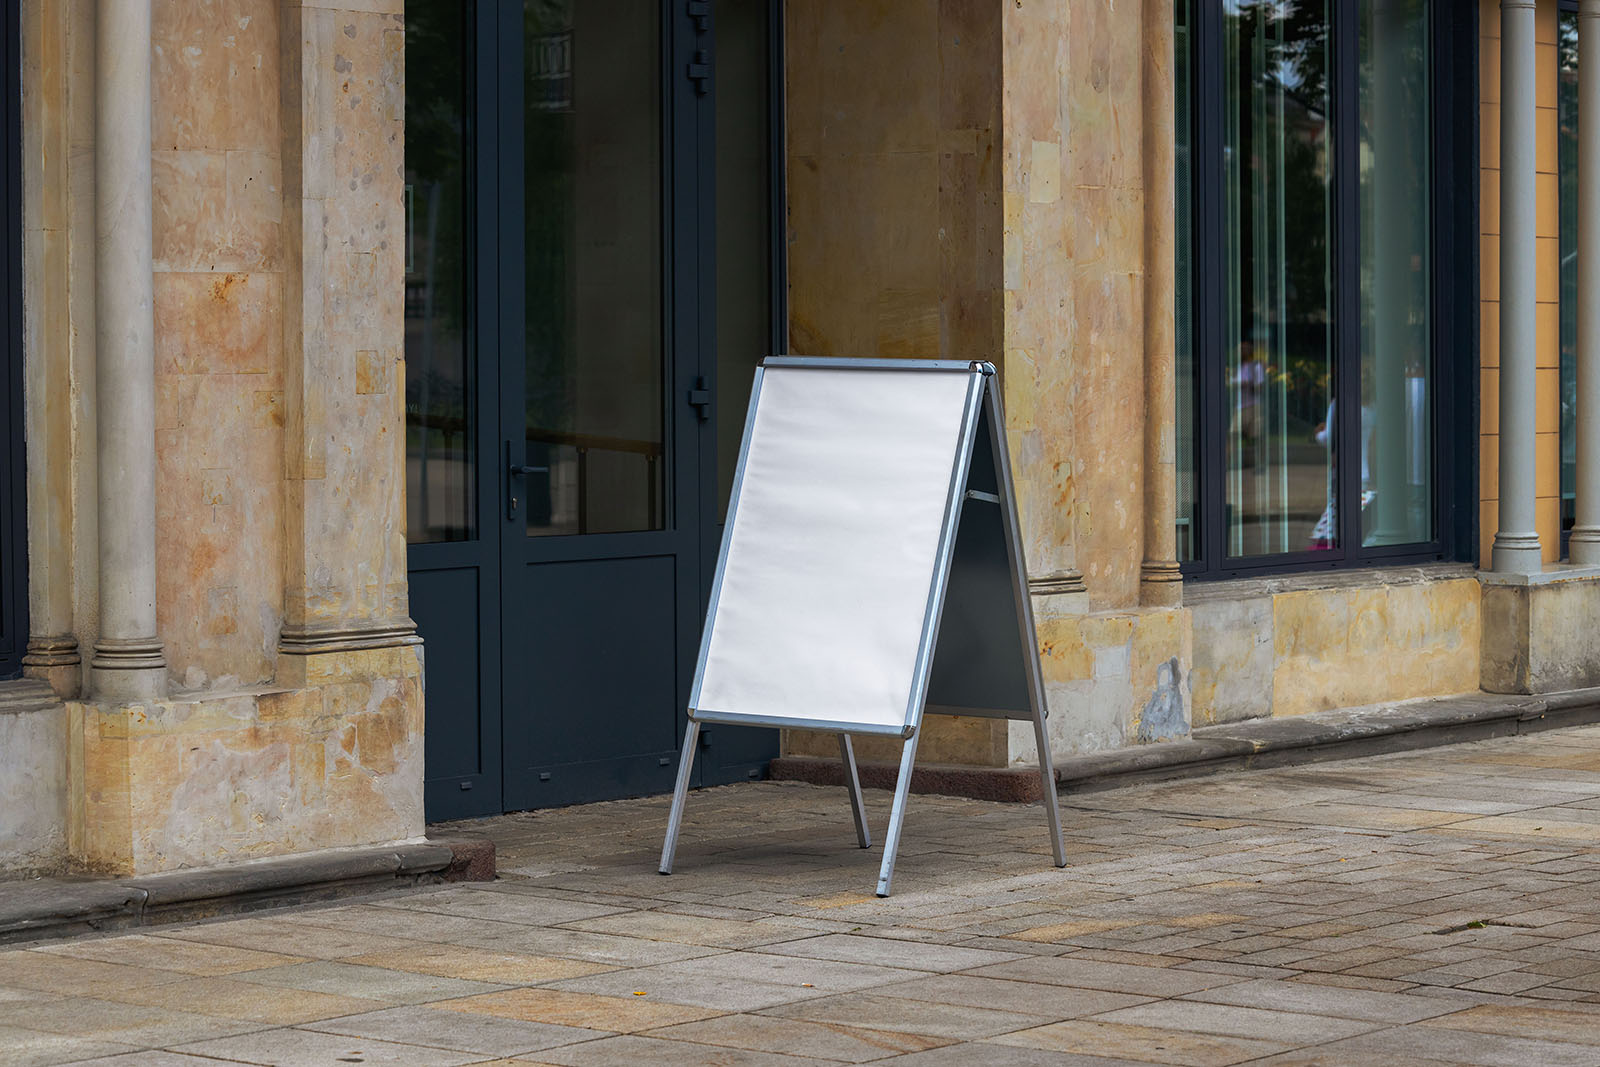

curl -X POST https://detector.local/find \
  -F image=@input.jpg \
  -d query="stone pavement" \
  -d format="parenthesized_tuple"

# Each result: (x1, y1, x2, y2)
(7, 727, 1600, 1065)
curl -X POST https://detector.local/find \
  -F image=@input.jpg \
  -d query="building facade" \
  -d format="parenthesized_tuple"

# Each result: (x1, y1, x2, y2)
(1, 1, 1596, 878)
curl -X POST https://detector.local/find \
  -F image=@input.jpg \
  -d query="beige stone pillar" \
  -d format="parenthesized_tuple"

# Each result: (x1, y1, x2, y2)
(277, 3, 416, 667)
(1492, 0, 1542, 573)
(1572, 0, 1600, 564)
(89, 0, 165, 700)
(21, 0, 81, 696)
(1140, 0, 1181, 608)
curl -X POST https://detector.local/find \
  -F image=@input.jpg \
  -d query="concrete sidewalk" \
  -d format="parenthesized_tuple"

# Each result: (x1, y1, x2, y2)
(5, 727, 1600, 1065)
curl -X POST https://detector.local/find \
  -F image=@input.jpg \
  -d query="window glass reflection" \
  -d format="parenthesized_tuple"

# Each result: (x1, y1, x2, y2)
(1224, 1, 1334, 557)
(523, 0, 665, 537)
(404, 1, 476, 545)
(1359, 0, 1432, 547)
(1176, 0, 1197, 561)
(1561, 10, 1578, 541)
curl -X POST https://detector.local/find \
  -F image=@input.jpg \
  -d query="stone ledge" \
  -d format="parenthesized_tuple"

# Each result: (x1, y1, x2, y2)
(0, 838, 494, 946)
(1478, 562, 1600, 587)
(1184, 562, 1477, 603)
(770, 687, 1600, 802)
(0, 678, 60, 716)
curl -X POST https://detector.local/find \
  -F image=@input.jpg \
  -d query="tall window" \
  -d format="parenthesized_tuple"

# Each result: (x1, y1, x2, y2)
(1177, 0, 1460, 577)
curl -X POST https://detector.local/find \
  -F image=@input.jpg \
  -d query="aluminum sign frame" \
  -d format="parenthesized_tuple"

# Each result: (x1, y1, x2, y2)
(659, 357, 1066, 896)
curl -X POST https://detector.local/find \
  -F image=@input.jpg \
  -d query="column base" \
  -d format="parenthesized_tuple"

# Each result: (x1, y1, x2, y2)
(89, 638, 167, 702)
(1139, 559, 1184, 607)
(23, 635, 82, 699)
(1490, 532, 1543, 575)
(1569, 526, 1600, 565)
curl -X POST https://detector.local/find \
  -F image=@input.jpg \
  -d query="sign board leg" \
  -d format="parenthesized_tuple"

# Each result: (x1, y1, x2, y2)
(838, 734, 872, 849)
(876, 732, 922, 897)
(658, 720, 701, 875)
(1032, 714, 1068, 867)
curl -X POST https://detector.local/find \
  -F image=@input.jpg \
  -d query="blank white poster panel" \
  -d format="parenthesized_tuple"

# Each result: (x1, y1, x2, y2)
(695, 365, 977, 734)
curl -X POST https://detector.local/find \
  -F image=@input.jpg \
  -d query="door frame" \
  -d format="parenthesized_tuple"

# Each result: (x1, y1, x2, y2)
(1, 0, 26, 682)
(411, 0, 788, 820)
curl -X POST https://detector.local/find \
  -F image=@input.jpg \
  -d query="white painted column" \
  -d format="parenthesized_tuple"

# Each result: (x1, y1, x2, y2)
(90, 0, 165, 700)
(1572, 0, 1600, 564)
(1493, 0, 1543, 573)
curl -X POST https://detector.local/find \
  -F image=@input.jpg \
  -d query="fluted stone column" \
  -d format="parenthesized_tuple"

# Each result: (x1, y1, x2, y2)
(1493, 0, 1542, 574)
(1572, 0, 1600, 564)
(90, 0, 165, 700)
(1140, 0, 1181, 607)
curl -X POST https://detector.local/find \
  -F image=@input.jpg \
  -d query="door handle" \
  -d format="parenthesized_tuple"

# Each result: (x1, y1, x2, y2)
(688, 377, 711, 422)
(506, 440, 549, 520)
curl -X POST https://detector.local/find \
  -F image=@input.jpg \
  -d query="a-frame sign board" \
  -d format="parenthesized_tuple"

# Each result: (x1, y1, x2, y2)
(659, 357, 1066, 896)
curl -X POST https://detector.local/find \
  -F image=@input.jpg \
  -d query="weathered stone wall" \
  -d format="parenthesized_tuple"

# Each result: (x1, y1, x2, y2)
(1191, 572, 1482, 723)
(151, 0, 286, 688)
(782, 0, 1192, 766)
(1002, 0, 1148, 607)
(13, 0, 421, 876)
(785, 0, 1003, 365)
(996, 0, 1191, 761)
(0, 686, 67, 873)
(782, 0, 1010, 765)
(67, 646, 422, 873)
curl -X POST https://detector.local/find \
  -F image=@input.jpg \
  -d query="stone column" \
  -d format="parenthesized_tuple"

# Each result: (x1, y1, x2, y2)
(20, 0, 81, 697)
(1140, 0, 1181, 607)
(89, 0, 165, 700)
(1492, 0, 1542, 573)
(278, 4, 417, 669)
(1572, 0, 1600, 564)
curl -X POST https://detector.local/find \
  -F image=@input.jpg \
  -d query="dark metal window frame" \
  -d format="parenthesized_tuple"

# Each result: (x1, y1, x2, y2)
(1560, 0, 1578, 560)
(1181, 1, 1478, 581)
(1, 0, 24, 680)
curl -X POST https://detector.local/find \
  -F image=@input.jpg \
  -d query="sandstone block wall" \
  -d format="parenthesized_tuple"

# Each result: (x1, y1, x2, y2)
(14, 0, 421, 875)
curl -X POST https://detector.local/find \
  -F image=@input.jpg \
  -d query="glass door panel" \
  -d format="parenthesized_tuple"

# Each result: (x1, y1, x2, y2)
(523, 0, 665, 537)
(405, 2, 475, 545)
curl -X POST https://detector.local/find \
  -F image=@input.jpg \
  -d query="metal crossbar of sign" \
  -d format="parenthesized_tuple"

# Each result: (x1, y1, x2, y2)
(658, 357, 1067, 896)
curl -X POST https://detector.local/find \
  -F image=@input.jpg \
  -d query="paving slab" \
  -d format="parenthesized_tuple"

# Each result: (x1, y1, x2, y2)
(1177, 976, 1468, 1023)
(531, 1033, 838, 1066)
(302, 1005, 601, 1057)
(172, 1027, 487, 1066)
(1086, 999, 1381, 1044)
(759, 991, 1050, 1039)
(641, 1013, 953, 1062)
(989, 1018, 1295, 1066)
